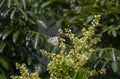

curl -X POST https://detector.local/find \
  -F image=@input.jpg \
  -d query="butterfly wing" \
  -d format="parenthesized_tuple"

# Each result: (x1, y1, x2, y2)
(47, 36, 59, 46)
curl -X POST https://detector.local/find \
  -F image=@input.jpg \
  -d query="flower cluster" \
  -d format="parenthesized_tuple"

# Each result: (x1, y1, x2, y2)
(41, 15, 101, 79)
(10, 63, 41, 79)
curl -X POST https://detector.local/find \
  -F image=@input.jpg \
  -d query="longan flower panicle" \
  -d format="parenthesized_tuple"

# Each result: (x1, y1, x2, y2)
(41, 15, 101, 79)
(11, 63, 41, 79)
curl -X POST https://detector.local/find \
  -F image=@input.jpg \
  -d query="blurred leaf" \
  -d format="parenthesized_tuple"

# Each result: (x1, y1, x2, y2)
(41, 1, 51, 8)
(51, 45, 59, 53)
(34, 63, 42, 72)
(2, 29, 13, 40)
(3, 9, 11, 17)
(0, 42, 6, 53)
(34, 33, 39, 49)
(13, 30, 20, 43)
(106, 7, 120, 14)
(56, 20, 63, 26)
(10, 9, 15, 19)
(83, 15, 93, 25)
(70, 68, 90, 79)
(17, 8, 27, 21)
(27, 56, 33, 65)
(112, 61, 118, 72)
(0, 58, 9, 70)
(98, 49, 104, 57)
(22, 0, 26, 9)
(112, 30, 117, 37)
(0, 0, 5, 7)
(111, 48, 116, 61)
(37, 20, 47, 29)
(0, 74, 7, 79)
(8, 0, 11, 8)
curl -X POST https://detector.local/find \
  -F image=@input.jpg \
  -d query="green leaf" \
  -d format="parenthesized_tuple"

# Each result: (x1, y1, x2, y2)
(8, 0, 11, 8)
(37, 20, 47, 29)
(27, 56, 32, 65)
(17, 8, 27, 21)
(72, 69, 79, 79)
(22, 0, 26, 9)
(13, 30, 20, 43)
(112, 30, 117, 37)
(14, 0, 22, 8)
(106, 7, 120, 14)
(0, 74, 7, 79)
(34, 34, 39, 49)
(83, 15, 93, 25)
(34, 63, 42, 72)
(98, 49, 103, 57)
(52, 45, 59, 53)
(10, 9, 16, 19)
(112, 61, 118, 72)
(111, 48, 116, 61)
(0, 42, 6, 53)
(41, 1, 51, 8)
(0, 58, 9, 70)
(0, 0, 5, 7)
(2, 29, 13, 40)
(56, 20, 63, 26)
(3, 9, 11, 17)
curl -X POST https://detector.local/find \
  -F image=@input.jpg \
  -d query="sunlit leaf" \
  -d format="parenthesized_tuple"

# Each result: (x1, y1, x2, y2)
(37, 20, 47, 29)
(41, 1, 51, 8)
(2, 29, 13, 40)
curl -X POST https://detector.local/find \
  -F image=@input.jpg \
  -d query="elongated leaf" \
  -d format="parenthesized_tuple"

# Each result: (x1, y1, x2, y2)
(13, 30, 20, 43)
(3, 9, 11, 17)
(0, 0, 5, 7)
(0, 58, 9, 70)
(14, 0, 22, 8)
(72, 69, 79, 79)
(112, 30, 117, 37)
(22, 0, 26, 9)
(112, 61, 118, 72)
(34, 34, 39, 49)
(2, 29, 13, 40)
(37, 20, 47, 29)
(8, 0, 11, 8)
(0, 42, 6, 53)
(41, 1, 51, 8)
(98, 49, 103, 57)
(10, 9, 16, 19)
(27, 56, 32, 65)
(84, 15, 93, 25)
(111, 48, 116, 61)
(17, 8, 27, 21)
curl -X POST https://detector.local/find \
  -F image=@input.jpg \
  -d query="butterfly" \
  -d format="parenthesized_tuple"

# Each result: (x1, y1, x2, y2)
(47, 36, 59, 46)
(47, 34, 69, 46)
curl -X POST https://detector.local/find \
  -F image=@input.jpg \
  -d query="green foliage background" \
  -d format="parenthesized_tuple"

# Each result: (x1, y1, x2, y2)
(0, 0, 120, 79)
